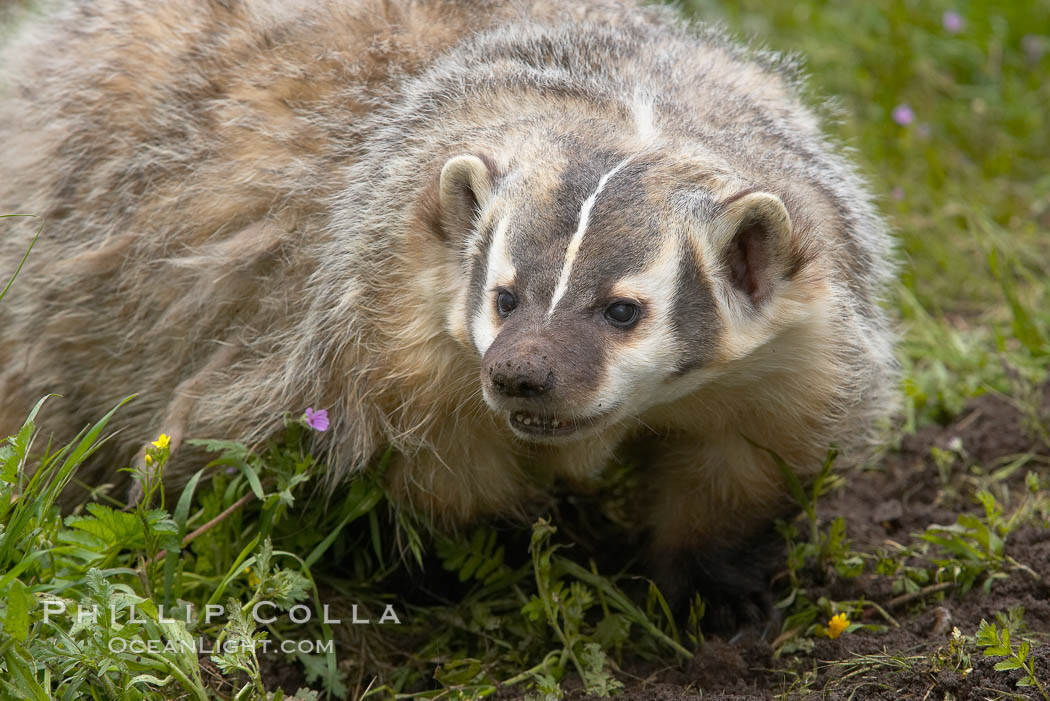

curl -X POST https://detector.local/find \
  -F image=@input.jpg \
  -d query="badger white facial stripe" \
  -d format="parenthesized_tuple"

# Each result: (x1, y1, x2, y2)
(471, 216, 514, 354)
(547, 155, 634, 318)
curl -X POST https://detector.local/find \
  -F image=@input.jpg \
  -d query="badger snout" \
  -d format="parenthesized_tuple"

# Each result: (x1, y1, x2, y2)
(487, 357, 555, 398)
(480, 324, 613, 441)
(481, 335, 563, 433)
(482, 332, 556, 400)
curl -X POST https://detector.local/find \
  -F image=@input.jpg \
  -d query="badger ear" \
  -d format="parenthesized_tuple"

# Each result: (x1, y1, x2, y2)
(434, 154, 494, 242)
(712, 191, 794, 307)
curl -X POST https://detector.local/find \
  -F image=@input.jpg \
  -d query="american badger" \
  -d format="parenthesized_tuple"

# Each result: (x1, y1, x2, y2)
(0, 0, 895, 627)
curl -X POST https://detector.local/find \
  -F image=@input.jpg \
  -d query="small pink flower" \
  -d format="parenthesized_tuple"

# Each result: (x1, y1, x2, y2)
(942, 11, 964, 34)
(891, 103, 915, 126)
(891, 186, 905, 201)
(304, 407, 330, 432)
(1023, 35, 1045, 64)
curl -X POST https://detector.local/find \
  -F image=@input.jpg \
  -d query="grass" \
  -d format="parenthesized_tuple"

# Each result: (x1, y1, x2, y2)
(2, 0, 1050, 699)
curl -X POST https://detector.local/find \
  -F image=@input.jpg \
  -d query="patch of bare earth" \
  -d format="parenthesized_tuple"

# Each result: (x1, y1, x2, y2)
(586, 387, 1050, 700)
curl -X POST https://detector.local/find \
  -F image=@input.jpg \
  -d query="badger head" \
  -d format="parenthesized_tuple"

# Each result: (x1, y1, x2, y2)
(435, 147, 813, 444)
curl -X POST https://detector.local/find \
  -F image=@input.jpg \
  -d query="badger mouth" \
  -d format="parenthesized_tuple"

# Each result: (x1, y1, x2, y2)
(508, 410, 599, 437)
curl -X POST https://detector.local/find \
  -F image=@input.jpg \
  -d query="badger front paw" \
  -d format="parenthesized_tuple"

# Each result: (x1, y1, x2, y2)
(650, 524, 783, 635)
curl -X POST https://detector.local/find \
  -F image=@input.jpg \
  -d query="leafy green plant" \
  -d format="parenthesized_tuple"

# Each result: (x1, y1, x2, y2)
(976, 616, 1050, 700)
(921, 488, 1042, 594)
(0, 399, 212, 700)
(762, 448, 890, 653)
(0, 401, 349, 699)
(932, 626, 974, 680)
(521, 520, 622, 696)
(436, 527, 515, 588)
(769, 448, 864, 583)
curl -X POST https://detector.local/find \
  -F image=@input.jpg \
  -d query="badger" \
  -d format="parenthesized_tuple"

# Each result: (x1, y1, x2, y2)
(0, 0, 896, 629)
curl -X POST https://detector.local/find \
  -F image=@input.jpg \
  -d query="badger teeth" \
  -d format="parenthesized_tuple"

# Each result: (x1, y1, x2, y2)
(511, 412, 566, 432)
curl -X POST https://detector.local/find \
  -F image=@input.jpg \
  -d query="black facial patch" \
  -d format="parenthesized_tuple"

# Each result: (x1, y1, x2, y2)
(671, 239, 722, 374)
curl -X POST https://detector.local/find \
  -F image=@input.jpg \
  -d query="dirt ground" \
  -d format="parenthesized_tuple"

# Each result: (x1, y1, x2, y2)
(590, 388, 1050, 700)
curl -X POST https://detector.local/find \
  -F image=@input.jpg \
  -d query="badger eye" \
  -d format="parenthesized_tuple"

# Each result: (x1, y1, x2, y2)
(604, 301, 640, 328)
(496, 289, 518, 318)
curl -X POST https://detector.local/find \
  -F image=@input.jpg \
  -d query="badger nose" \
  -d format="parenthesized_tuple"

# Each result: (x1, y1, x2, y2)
(489, 361, 555, 398)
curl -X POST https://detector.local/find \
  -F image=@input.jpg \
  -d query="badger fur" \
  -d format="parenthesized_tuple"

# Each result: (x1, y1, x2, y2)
(0, 0, 896, 628)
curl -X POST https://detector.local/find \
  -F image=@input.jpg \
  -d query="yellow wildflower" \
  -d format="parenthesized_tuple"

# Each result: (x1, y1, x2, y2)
(151, 433, 171, 450)
(144, 454, 153, 465)
(827, 612, 850, 639)
(245, 566, 260, 587)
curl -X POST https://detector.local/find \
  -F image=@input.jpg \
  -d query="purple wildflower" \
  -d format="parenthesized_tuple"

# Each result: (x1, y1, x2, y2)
(891, 103, 915, 126)
(1023, 35, 1045, 64)
(942, 11, 964, 34)
(304, 407, 330, 432)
